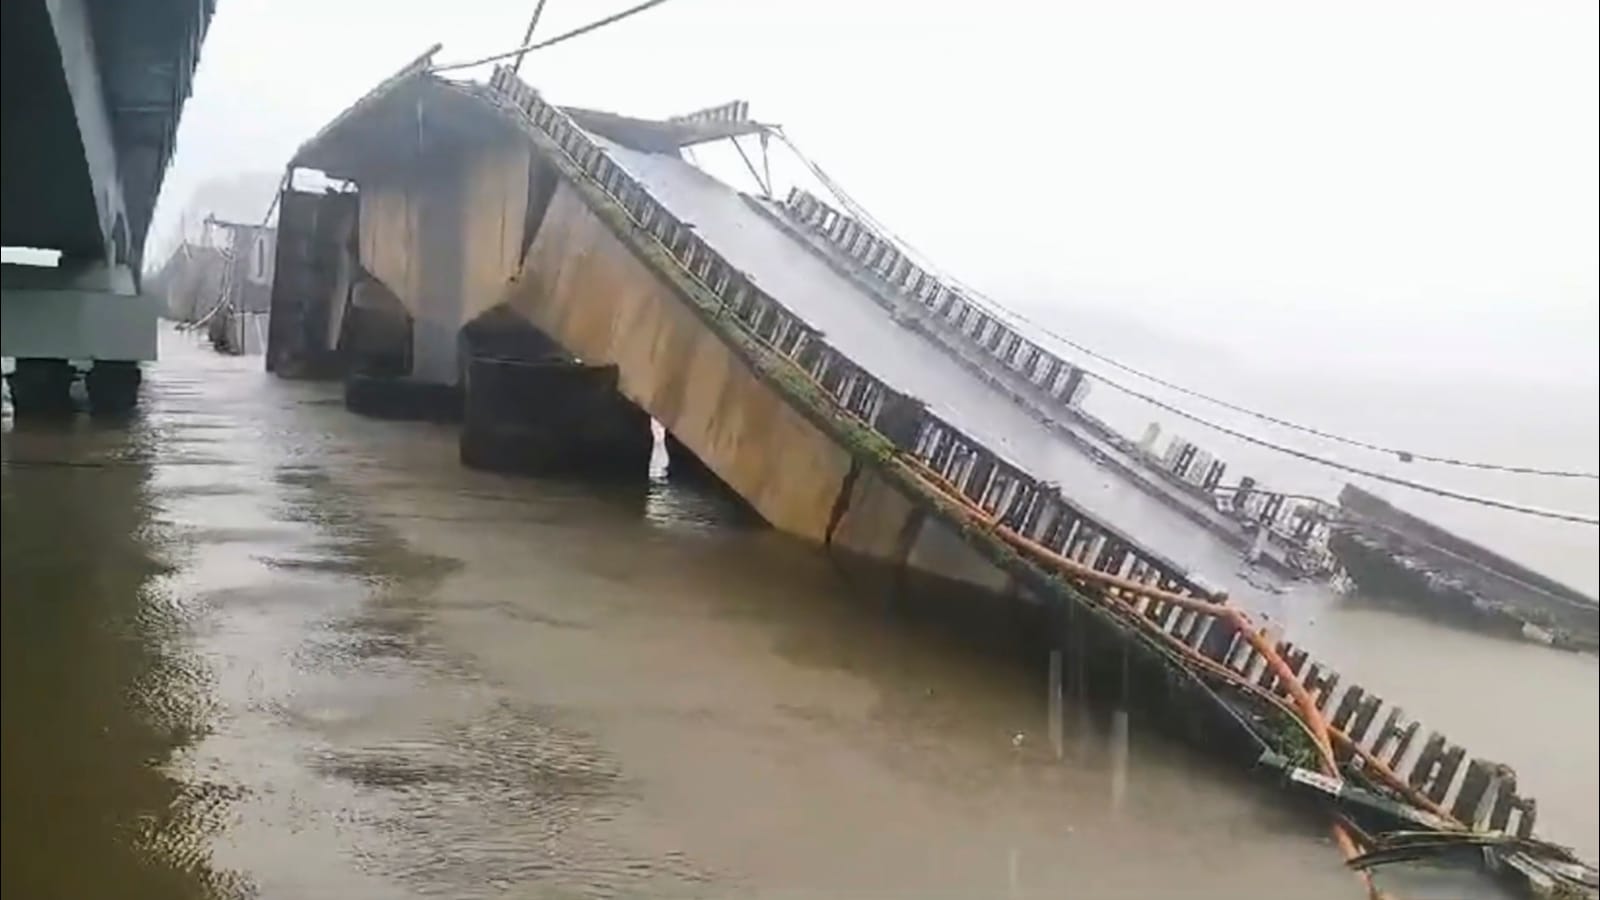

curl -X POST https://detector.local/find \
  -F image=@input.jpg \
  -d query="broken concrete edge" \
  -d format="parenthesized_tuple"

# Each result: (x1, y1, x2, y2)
(1332, 529, 1600, 651)
(1262, 754, 1599, 900)
(455, 77, 1315, 771)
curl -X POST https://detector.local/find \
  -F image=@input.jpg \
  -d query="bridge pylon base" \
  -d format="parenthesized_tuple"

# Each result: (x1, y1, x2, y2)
(460, 357, 652, 481)
(5, 358, 77, 416)
(343, 373, 462, 422)
(85, 361, 141, 416)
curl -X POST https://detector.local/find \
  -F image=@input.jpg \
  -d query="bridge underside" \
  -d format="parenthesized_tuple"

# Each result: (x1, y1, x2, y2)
(2, 0, 212, 390)
(2, 0, 110, 260)
(3, 0, 211, 266)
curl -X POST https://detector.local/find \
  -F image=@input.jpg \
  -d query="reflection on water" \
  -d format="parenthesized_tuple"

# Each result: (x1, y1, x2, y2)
(2, 328, 1590, 898)
(1, 417, 234, 899)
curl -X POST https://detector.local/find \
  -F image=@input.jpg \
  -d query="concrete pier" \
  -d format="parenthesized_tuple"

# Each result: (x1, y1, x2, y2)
(460, 358, 653, 479)
(344, 374, 461, 422)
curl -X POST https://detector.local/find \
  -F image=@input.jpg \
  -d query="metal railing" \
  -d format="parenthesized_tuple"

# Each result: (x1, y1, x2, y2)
(775, 186, 1349, 548)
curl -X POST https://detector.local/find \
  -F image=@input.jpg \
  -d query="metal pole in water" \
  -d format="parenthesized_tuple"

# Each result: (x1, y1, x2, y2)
(510, 0, 550, 74)
(1007, 846, 1021, 900)
(1071, 603, 1093, 754)
(1048, 648, 1064, 761)
(1110, 643, 1130, 816)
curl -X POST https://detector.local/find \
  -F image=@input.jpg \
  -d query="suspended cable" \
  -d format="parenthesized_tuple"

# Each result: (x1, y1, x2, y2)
(976, 305, 1595, 480)
(429, 0, 680, 73)
(1117, 372, 1598, 525)
(766, 126, 1599, 482)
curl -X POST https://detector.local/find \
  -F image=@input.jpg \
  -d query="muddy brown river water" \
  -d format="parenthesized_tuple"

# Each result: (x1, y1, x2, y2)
(3, 329, 1593, 899)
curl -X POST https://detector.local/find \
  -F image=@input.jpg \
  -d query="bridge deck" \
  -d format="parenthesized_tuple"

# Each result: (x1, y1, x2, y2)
(594, 135, 1277, 610)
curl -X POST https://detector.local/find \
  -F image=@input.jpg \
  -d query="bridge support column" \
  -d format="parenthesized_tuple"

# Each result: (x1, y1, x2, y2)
(85, 360, 140, 415)
(343, 374, 462, 422)
(5, 358, 76, 415)
(460, 357, 652, 480)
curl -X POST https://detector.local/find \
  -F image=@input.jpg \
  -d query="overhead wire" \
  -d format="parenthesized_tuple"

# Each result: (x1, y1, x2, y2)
(509, 0, 551, 75)
(765, 127, 1600, 525)
(968, 305, 1596, 481)
(1093, 367, 1599, 525)
(429, 0, 680, 73)
(764, 126, 1600, 484)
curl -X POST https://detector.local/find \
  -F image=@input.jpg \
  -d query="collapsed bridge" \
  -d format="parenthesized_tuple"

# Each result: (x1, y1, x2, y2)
(266, 54, 1596, 898)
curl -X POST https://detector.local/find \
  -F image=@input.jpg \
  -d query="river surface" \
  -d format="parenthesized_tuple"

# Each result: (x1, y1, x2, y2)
(2, 329, 1593, 899)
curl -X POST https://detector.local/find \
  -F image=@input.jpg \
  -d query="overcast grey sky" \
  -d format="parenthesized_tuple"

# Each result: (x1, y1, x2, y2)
(153, 0, 1598, 387)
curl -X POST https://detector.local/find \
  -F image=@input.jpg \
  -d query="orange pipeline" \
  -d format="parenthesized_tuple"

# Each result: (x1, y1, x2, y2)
(981, 518, 1339, 766)
(893, 454, 1387, 893)
(987, 507, 1381, 893)
(896, 451, 1421, 805)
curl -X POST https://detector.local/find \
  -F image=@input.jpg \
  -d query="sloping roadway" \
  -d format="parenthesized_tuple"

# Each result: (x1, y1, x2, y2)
(592, 134, 1292, 617)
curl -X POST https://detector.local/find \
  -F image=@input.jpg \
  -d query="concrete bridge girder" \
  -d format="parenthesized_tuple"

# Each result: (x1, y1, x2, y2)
(0, 260, 157, 362)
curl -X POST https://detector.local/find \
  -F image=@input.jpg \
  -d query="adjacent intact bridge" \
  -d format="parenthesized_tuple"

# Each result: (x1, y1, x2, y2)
(2, 0, 213, 413)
